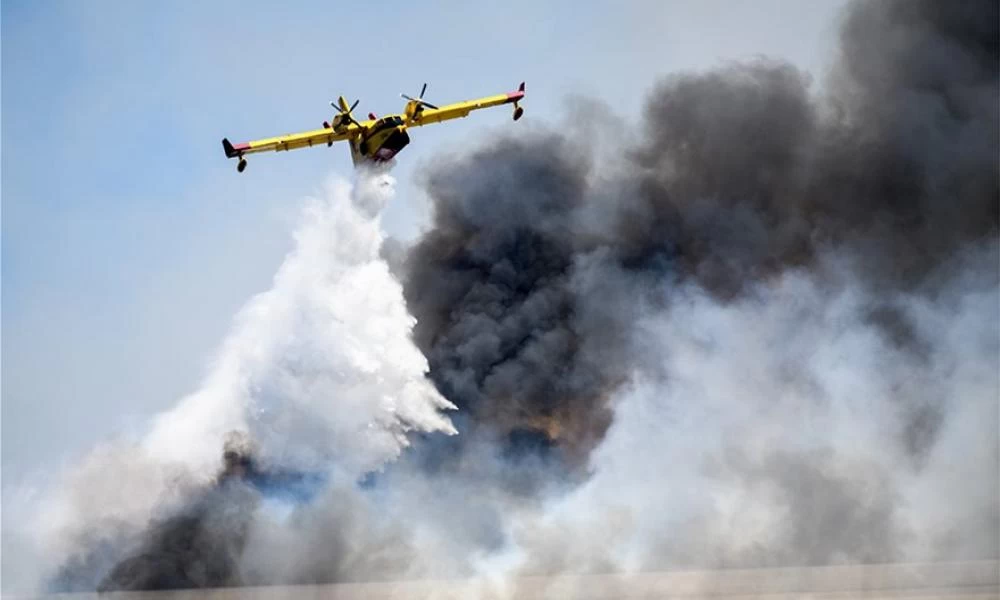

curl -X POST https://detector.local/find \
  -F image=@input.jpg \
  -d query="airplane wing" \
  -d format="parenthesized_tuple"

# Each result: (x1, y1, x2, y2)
(406, 83, 525, 128)
(222, 124, 364, 158)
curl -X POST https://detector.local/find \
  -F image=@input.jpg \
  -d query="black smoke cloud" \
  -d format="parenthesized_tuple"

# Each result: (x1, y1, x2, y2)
(402, 0, 998, 462)
(92, 479, 256, 592)
(52, 434, 269, 592)
(403, 136, 621, 469)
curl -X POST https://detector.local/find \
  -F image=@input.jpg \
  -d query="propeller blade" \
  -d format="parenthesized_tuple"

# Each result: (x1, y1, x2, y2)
(402, 92, 436, 110)
(420, 83, 427, 98)
(350, 99, 360, 112)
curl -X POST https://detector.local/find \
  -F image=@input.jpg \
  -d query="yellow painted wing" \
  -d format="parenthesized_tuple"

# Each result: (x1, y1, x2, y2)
(406, 86, 525, 128)
(222, 123, 371, 157)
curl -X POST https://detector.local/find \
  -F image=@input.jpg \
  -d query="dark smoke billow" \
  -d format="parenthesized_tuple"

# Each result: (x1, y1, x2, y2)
(43, 0, 998, 592)
(52, 433, 326, 592)
(402, 135, 622, 471)
(403, 0, 998, 459)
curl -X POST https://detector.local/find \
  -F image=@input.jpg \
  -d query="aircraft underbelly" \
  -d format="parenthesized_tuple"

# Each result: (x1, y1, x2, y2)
(372, 129, 410, 162)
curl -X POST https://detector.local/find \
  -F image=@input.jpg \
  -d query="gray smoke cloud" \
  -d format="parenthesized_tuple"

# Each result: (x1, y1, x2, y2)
(402, 0, 998, 462)
(18, 0, 998, 594)
(393, 0, 998, 577)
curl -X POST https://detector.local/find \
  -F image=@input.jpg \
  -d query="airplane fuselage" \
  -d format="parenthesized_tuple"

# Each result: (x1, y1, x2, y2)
(351, 115, 410, 165)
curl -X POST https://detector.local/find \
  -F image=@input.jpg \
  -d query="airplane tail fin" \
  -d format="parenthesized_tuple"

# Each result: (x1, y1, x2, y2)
(222, 138, 238, 158)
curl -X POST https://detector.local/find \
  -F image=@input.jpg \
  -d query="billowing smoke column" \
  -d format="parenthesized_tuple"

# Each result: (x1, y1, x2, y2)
(19, 0, 998, 593)
(393, 0, 998, 572)
(403, 136, 621, 471)
(402, 0, 998, 466)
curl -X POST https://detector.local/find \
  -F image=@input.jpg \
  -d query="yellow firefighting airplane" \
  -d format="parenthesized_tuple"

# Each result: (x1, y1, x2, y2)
(222, 82, 525, 172)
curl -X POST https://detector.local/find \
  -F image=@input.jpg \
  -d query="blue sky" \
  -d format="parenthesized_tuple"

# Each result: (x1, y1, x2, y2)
(2, 0, 847, 487)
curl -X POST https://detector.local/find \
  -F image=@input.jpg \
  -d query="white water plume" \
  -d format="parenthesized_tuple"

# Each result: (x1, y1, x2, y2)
(141, 170, 456, 477)
(19, 170, 456, 593)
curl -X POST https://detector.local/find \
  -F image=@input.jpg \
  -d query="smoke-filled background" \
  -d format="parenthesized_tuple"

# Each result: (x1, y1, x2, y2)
(3, 0, 997, 595)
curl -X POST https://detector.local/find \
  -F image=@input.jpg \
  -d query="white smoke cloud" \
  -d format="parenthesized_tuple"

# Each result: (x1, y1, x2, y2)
(501, 249, 999, 575)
